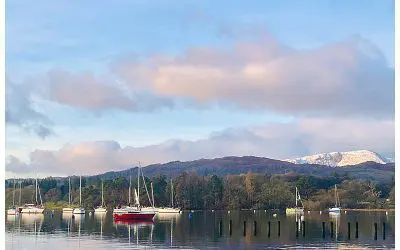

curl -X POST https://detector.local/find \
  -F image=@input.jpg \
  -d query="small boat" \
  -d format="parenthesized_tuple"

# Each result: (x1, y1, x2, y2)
(329, 184, 341, 214)
(113, 163, 155, 220)
(286, 186, 304, 214)
(73, 175, 85, 214)
(145, 179, 181, 214)
(7, 178, 18, 215)
(63, 177, 74, 213)
(159, 179, 181, 214)
(21, 174, 45, 214)
(95, 181, 107, 213)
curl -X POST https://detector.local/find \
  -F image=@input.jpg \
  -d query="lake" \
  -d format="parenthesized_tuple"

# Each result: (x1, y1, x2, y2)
(5, 210, 394, 249)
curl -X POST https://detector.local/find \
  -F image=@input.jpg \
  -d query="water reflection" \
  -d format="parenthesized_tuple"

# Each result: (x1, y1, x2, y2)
(5, 211, 394, 249)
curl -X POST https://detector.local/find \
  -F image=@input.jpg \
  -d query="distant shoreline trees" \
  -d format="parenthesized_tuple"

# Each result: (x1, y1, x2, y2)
(5, 172, 394, 210)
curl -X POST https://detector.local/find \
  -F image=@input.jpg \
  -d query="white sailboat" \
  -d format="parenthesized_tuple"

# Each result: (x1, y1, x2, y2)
(286, 186, 304, 214)
(329, 184, 341, 214)
(141, 182, 158, 213)
(157, 179, 181, 214)
(73, 175, 85, 214)
(21, 174, 45, 214)
(7, 178, 18, 215)
(95, 181, 107, 213)
(63, 177, 74, 213)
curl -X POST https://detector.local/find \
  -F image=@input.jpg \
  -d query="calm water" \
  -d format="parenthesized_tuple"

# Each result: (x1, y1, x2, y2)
(5, 210, 394, 249)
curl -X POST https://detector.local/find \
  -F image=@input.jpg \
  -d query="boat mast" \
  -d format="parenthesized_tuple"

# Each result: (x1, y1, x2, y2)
(101, 181, 104, 207)
(35, 173, 38, 204)
(79, 175, 82, 207)
(151, 182, 154, 208)
(171, 179, 174, 208)
(19, 180, 22, 206)
(137, 162, 140, 207)
(335, 184, 338, 207)
(129, 176, 131, 205)
(295, 186, 298, 208)
(12, 177, 16, 207)
(69, 177, 71, 206)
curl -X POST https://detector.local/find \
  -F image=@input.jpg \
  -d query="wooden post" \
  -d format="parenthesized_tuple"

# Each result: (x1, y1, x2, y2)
(253, 221, 257, 236)
(268, 221, 271, 237)
(374, 223, 377, 240)
(355, 222, 359, 238)
(330, 221, 334, 238)
(243, 221, 246, 236)
(302, 221, 305, 237)
(219, 220, 223, 236)
(322, 222, 325, 238)
(296, 221, 299, 238)
(229, 220, 232, 236)
(347, 222, 351, 239)
(383, 222, 386, 240)
(278, 221, 281, 237)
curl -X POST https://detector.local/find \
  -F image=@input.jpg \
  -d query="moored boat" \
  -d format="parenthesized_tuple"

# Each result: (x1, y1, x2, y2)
(94, 181, 107, 213)
(21, 173, 45, 214)
(329, 184, 341, 214)
(7, 178, 18, 215)
(113, 163, 155, 220)
(72, 175, 85, 215)
(286, 186, 304, 215)
(63, 177, 74, 213)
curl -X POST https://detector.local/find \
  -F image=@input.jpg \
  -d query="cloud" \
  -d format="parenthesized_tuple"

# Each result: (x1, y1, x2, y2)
(35, 69, 174, 113)
(113, 35, 394, 118)
(6, 117, 394, 176)
(6, 77, 54, 139)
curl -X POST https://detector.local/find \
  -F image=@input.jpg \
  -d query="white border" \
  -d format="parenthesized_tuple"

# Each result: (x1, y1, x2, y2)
(1, 0, 6, 243)
(395, 0, 399, 248)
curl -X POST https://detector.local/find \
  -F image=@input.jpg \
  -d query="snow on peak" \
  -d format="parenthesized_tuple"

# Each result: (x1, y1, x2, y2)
(284, 150, 390, 167)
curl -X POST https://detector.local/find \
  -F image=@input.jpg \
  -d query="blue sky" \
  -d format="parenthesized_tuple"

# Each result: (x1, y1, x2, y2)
(5, 0, 395, 177)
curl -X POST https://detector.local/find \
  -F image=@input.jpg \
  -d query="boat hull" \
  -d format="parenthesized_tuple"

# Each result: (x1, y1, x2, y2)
(94, 207, 107, 213)
(329, 208, 341, 214)
(113, 210, 155, 220)
(7, 208, 18, 215)
(286, 208, 304, 214)
(157, 207, 181, 214)
(73, 208, 85, 214)
(20, 207, 44, 214)
(62, 208, 74, 213)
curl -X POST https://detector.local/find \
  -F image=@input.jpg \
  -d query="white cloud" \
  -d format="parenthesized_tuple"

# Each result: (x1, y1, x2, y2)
(113, 35, 394, 118)
(6, 117, 394, 176)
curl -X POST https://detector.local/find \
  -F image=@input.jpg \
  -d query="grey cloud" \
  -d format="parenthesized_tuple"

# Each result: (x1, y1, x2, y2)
(6, 155, 30, 173)
(37, 69, 174, 113)
(6, 77, 54, 139)
(6, 117, 394, 176)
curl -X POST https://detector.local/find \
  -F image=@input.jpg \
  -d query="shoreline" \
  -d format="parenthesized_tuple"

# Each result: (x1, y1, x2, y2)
(343, 208, 394, 212)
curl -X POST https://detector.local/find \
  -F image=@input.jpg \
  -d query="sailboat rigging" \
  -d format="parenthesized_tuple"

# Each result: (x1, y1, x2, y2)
(286, 186, 304, 214)
(329, 184, 341, 214)
(73, 175, 85, 214)
(63, 177, 74, 213)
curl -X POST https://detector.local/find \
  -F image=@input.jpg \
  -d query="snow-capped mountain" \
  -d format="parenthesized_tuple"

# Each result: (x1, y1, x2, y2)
(284, 150, 391, 167)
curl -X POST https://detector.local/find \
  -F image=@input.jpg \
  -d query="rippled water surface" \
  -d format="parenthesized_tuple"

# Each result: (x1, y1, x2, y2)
(5, 210, 394, 249)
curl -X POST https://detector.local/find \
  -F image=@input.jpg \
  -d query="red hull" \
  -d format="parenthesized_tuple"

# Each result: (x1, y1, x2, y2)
(113, 212, 155, 220)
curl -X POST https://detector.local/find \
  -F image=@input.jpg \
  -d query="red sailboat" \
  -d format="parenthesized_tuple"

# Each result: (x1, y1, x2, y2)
(113, 163, 156, 220)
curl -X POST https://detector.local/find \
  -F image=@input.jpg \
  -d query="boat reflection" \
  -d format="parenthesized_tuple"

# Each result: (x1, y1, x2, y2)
(329, 212, 340, 240)
(20, 213, 44, 224)
(113, 219, 154, 227)
(155, 212, 181, 222)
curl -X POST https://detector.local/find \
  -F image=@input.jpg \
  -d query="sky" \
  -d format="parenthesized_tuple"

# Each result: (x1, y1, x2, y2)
(5, 0, 395, 177)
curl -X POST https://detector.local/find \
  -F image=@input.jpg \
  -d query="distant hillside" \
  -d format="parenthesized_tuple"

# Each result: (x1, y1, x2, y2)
(93, 156, 394, 183)
(284, 150, 390, 167)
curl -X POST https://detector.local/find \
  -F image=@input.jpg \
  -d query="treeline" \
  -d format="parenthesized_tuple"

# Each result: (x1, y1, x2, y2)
(5, 172, 395, 210)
